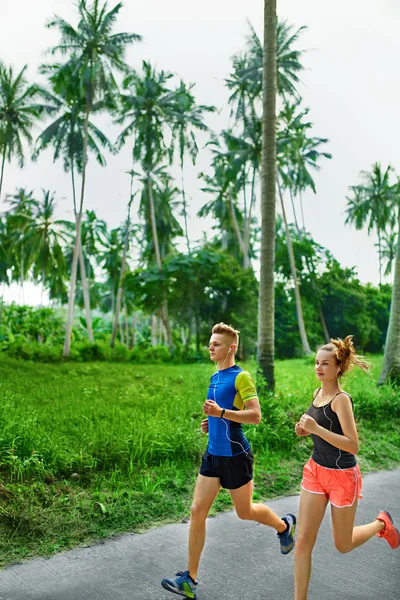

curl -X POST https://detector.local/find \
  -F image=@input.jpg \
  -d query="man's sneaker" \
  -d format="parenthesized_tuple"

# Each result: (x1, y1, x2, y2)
(161, 570, 198, 599)
(277, 513, 296, 555)
(376, 511, 400, 549)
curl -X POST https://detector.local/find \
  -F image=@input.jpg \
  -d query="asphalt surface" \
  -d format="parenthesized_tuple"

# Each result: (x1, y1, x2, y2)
(1, 469, 399, 600)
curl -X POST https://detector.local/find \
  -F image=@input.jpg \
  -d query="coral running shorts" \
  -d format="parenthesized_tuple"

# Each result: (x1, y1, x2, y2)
(301, 457, 363, 508)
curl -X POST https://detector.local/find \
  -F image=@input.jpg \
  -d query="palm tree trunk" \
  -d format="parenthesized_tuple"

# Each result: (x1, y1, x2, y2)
(124, 303, 129, 347)
(243, 165, 257, 268)
(147, 174, 173, 347)
(258, 0, 277, 391)
(64, 109, 90, 357)
(151, 313, 158, 346)
(71, 161, 93, 342)
(299, 189, 306, 232)
(379, 208, 400, 384)
(131, 311, 137, 347)
(111, 188, 133, 348)
(289, 188, 301, 236)
(378, 227, 382, 286)
(19, 242, 25, 305)
(78, 242, 93, 341)
(0, 145, 6, 201)
(181, 160, 190, 254)
(229, 189, 247, 262)
(278, 179, 312, 355)
(319, 305, 330, 344)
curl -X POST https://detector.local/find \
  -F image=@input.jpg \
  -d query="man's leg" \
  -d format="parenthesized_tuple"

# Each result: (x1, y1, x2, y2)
(229, 480, 286, 531)
(188, 474, 221, 581)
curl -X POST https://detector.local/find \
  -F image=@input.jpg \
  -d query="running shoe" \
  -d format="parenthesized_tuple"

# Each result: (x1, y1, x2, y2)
(277, 513, 296, 555)
(376, 511, 400, 549)
(161, 570, 198, 598)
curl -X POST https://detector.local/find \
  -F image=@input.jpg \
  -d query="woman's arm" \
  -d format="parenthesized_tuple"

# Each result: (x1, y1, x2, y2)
(299, 394, 359, 454)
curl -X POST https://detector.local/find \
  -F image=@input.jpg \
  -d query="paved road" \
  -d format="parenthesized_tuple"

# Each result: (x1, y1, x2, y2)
(1, 470, 399, 600)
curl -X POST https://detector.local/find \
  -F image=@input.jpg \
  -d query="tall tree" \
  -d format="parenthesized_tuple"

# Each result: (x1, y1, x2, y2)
(116, 61, 178, 346)
(34, 67, 112, 338)
(379, 189, 400, 384)
(0, 63, 45, 199)
(234, 19, 306, 102)
(346, 164, 396, 285)
(258, 0, 277, 390)
(5, 188, 37, 303)
(23, 190, 69, 304)
(47, 0, 141, 356)
(170, 81, 214, 253)
(111, 171, 135, 348)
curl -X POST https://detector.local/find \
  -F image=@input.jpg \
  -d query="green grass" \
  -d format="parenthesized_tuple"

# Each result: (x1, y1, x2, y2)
(0, 355, 399, 567)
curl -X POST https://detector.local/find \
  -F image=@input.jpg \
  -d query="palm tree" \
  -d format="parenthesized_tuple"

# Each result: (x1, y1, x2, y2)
(278, 100, 331, 233)
(34, 67, 113, 339)
(379, 184, 400, 384)
(277, 102, 331, 349)
(220, 117, 262, 268)
(116, 61, 178, 346)
(379, 230, 397, 279)
(138, 170, 183, 262)
(170, 81, 215, 253)
(231, 19, 306, 103)
(99, 226, 123, 315)
(346, 164, 396, 285)
(258, 0, 277, 390)
(199, 155, 245, 259)
(46, 0, 142, 356)
(0, 63, 45, 199)
(5, 188, 37, 303)
(23, 190, 70, 304)
(111, 172, 135, 348)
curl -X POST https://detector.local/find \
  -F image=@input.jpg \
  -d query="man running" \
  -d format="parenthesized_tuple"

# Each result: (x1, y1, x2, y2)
(161, 322, 296, 599)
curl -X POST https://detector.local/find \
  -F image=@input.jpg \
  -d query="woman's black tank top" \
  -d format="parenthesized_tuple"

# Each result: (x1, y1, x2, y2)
(306, 389, 357, 469)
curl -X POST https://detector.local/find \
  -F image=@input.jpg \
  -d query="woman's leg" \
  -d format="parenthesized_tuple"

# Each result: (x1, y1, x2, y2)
(188, 474, 221, 581)
(294, 490, 328, 600)
(331, 501, 384, 553)
(229, 480, 286, 531)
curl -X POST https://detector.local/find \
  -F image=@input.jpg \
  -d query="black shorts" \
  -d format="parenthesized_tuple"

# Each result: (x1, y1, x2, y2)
(199, 449, 253, 490)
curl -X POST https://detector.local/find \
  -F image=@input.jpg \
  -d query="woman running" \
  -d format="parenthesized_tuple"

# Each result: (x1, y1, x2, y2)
(294, 336, 399, 600)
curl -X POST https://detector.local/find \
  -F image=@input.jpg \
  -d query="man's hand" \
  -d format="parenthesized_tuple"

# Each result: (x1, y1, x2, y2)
(298, 413, 319, 434)
(203, 399, 222, 417)
(201, 418, 208, 434)
(295, 422, 310, 437)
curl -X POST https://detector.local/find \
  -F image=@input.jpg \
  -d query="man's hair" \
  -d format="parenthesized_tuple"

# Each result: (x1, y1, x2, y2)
(212, 322, 239, 347)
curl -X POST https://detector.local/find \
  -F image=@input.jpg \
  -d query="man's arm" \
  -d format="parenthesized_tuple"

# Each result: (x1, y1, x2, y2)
(203, 398, 261, 425)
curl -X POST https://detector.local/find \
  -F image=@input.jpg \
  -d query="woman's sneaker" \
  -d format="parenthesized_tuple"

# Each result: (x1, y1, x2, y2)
(161, 570, 198, 598)
(277, 513, 296, 555)
(376, 511, 400, 549)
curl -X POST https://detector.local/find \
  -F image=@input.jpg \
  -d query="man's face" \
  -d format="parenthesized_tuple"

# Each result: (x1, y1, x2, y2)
(208, 333, 231, 363)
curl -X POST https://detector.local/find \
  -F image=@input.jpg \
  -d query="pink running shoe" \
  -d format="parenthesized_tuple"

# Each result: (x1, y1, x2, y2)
(376, 511, 400, 549)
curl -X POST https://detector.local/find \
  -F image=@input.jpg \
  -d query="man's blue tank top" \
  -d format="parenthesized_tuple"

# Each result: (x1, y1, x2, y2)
(207, 364, 258, 457)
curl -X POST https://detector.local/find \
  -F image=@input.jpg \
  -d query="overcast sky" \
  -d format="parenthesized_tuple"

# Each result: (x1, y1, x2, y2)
(1, 0, 399, 303)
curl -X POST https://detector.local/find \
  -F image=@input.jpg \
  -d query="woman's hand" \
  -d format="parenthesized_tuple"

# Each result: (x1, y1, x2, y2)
(298, 413, 319, 434)
(203, 399, 222, 417)
(295, 422, 310, 437)
(201, 418, 208, 434)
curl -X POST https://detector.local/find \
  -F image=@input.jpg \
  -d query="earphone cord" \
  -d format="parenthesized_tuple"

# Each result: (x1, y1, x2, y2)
(323, 403, 342, 470)
(213, 350, 248, 456)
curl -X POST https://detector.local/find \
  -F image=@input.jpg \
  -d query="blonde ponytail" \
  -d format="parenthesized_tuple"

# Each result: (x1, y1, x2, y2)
(319, 335, 370, 376)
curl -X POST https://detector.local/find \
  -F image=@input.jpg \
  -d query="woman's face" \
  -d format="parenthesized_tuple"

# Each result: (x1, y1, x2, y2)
(315, 349, 340, 382)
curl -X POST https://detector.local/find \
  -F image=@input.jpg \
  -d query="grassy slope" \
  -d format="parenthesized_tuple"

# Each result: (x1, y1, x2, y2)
(0, 355, 399, 567)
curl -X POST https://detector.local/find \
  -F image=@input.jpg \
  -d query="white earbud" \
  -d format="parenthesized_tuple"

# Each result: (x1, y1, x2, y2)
(228, 348, 232, 353)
